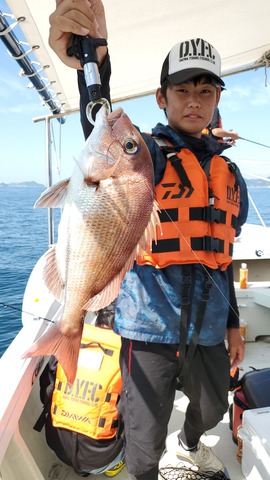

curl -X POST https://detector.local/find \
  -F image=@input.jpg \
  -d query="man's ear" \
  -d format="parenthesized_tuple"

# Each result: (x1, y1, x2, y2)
(156, 88, 167, 109)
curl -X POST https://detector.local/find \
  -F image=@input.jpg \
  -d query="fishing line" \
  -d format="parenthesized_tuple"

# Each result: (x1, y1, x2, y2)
(239, 136, 270, 149)
(0, 302, 55, 324)
(51, 118, 62, 180)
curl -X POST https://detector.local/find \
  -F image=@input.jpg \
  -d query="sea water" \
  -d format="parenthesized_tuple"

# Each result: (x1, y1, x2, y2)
(0, 185, 269, 356)
(0, 186, 60, 355)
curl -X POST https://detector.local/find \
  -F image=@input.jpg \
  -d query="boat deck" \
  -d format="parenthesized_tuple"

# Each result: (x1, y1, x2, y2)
(160, 338, 270, 480)
(36, 338, 270, 480)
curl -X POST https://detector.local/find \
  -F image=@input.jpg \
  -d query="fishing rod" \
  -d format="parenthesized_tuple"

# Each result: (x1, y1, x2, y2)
(0, 301, 54, 323)
(239, 137, 270, 149)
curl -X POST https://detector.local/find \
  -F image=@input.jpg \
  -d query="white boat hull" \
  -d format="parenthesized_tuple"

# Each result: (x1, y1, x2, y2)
(1, 248, 270, 479)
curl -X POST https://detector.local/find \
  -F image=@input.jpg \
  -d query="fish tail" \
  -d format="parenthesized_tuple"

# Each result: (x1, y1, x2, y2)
(22, 323, 82, 385)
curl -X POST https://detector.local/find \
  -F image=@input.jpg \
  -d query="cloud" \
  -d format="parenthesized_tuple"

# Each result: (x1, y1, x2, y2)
(0, 103, 44, 115)
(220, 69, 270, 112)
(0, 95, 45, 115)
(0, 70, 27, 96)
(250, 87, 270, 106)
(0, 68, 47, 115)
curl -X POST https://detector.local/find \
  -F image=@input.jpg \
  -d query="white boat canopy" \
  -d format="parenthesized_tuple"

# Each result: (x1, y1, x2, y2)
(2, 0, 270, 115)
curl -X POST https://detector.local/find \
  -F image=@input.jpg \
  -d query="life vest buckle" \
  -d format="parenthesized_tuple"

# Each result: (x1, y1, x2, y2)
(205, 236, 223, 253)
(191, 236, 224, 253)
(202, 277, 213, 301)
(189, 206, 226, 224)
(205, 206, 226, 224)
(181, 268, 191, 307)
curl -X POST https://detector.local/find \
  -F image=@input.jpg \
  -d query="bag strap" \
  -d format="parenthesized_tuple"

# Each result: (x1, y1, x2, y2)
(33, 406, 50, 432)
(178, 265, 192, 370)
(33, 359, 57, 432)
(178, 267, 212, 378)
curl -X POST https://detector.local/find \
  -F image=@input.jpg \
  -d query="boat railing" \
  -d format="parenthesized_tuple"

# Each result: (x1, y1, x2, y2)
(0, 9, 63, 117)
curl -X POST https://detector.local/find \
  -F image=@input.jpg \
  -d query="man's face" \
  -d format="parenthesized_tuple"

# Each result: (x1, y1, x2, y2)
(156, 77, 220, 138)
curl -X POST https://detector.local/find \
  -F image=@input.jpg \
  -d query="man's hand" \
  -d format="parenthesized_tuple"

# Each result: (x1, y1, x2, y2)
(49, 0, 108, 69)
(227, 327, 245, 369)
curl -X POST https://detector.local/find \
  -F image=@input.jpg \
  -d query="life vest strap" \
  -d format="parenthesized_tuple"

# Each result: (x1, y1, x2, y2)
(152, 137, 193, 189)
(158, 207, 229, 225)
(167, 153, 192, 188)
(158, 208, 178, 223)
(229, 242, 234, 257)
(231, 214, 237, 230)
(151, 236, 234, 256)
(152, 238, 180, 253)
(189, 206, 226, 224)
(81, 341, 114, 357)
(190, 236, 224, 253)
(98, 417, 119, 429)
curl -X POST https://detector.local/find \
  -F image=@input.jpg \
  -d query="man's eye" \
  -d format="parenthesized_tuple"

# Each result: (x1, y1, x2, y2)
(175, 89, 187, 95)
(201, 89, 213, 94)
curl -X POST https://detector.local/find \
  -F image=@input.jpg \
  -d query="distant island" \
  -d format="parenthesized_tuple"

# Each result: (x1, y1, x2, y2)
(0, 178, 269, 189)
(0, 181, 45, 188)
(245, 176, 270, 188)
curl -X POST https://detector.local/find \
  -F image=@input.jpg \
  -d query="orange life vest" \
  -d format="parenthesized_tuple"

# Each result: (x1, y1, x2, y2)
(137, 142, 240, 271)
(51, 324, 122, 440)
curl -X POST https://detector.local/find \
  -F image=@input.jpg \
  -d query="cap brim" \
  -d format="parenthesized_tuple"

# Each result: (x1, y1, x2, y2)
(167, 68, 225, 87)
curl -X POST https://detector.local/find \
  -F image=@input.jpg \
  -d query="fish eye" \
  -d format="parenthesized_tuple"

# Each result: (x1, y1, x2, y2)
(123, 138, 138, 154)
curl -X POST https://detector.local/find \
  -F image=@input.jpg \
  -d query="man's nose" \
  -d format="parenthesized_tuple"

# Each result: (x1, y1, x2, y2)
(187, 94, 201, 107)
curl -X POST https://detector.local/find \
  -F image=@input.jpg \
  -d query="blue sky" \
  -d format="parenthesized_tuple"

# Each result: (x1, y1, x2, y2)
(1, 1, 270, 184)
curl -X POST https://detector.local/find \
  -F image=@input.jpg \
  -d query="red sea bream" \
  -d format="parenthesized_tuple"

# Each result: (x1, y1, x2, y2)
(22, 106, 160, 384)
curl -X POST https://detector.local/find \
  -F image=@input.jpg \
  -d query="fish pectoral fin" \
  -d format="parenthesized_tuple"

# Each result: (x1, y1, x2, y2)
(34, 178, 70, 208)
(22, 322, 82, 386)
(83, 252, 137, 311)
(83, 278, 120, 311)
(89, 165, 118, 182)
(43, 246, 65, 301)
(83, 200, 161, 312)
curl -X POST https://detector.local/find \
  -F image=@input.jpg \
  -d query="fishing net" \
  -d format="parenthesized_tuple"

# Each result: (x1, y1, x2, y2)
(159, 465, 229, 480)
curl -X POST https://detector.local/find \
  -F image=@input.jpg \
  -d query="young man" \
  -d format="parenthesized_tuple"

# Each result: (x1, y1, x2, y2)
(49, 2, 248, 479)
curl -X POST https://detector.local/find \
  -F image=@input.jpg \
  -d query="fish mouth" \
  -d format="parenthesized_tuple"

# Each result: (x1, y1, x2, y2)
(107, 107, 124, 126)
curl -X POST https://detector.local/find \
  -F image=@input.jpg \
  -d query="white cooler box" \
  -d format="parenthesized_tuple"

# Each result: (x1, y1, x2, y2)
(238, 407, 270, 480)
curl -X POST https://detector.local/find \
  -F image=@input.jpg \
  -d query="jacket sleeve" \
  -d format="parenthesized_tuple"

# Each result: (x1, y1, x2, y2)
(235, 165, 249, 237)
(77, 53, 112, 140)
(227, 262, 240, 328)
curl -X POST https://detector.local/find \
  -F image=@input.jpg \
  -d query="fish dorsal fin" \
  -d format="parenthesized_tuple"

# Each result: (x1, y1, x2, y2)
(34, 178, 70, 208)
(136, 199, 161, 254)
(43, 245, 65, 301)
